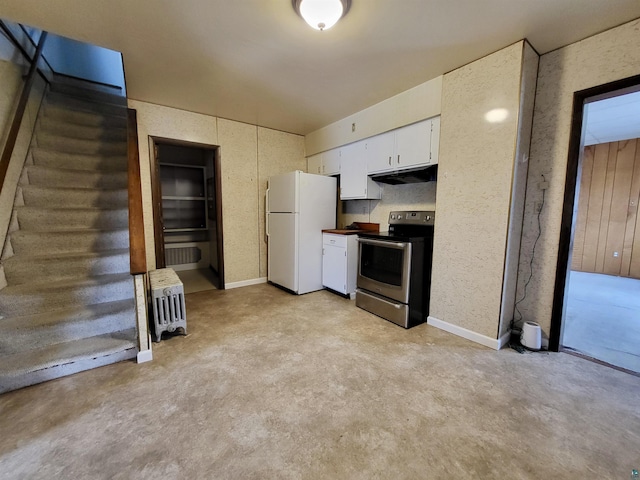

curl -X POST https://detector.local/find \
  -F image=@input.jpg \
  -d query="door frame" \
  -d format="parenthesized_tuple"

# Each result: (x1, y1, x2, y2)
(149, 136, 225, 289)
(549, 73, 640, 351)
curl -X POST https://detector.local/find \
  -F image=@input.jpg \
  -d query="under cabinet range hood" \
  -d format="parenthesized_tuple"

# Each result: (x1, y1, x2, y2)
(369, 164, 437, 185)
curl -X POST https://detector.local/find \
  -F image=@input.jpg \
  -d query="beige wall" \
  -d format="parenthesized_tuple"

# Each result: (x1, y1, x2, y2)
(498, 42, 539, 338)
(517, 18, 640, 335)
(339, 182, 437, 229)
(257, 127, 306, 278)
(128, 100, 305, 286)
(429, 42, 529, 341)
(0, 61, 46, 266)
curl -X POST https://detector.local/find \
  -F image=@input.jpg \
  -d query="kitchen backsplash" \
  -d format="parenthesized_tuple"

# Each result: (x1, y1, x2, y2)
(338, 181, 437, 228)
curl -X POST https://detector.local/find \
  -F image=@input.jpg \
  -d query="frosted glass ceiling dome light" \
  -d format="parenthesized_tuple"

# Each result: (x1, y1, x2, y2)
(293, 0, 351, 31)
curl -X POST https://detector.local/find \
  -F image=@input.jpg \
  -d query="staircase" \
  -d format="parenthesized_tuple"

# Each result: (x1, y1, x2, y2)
(0, 76, 138, 394)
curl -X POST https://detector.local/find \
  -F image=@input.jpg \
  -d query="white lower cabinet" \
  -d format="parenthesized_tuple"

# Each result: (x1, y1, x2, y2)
(322, 233, 358, 296)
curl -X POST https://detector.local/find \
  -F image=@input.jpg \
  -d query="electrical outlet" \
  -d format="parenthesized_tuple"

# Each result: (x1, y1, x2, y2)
(352, 123, 356, 132)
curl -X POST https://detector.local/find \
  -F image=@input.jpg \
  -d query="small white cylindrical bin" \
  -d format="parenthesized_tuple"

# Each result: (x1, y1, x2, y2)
(521, 321, 542, 350)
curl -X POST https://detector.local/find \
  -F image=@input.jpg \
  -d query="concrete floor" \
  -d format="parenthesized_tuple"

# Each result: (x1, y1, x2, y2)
(1, 284, 639, 479)
(563, 271, 640, 373)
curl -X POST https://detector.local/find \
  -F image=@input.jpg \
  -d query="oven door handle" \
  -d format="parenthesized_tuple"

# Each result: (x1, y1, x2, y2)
(356, 237, 409, 250)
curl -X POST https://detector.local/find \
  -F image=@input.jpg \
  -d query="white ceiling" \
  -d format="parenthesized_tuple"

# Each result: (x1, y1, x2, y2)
(1, 0, 640, 135)
(584, 91, 640, 146)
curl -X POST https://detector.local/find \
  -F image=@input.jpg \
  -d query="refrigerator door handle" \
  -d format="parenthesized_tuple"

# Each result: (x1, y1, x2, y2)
(265, 187, 270, 243)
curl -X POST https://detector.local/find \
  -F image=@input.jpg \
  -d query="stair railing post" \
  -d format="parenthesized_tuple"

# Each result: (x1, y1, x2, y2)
(127, 108, 147, 275)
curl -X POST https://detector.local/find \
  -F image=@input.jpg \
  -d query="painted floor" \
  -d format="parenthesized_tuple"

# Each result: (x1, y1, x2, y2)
(563, 270, 640, 373)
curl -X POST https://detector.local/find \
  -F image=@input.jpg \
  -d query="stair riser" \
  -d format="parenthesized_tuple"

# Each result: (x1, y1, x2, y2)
(0, 310, 135, 355)
(11, 230, 129, 255)
(31, 150, 127, 172)
(39, 119, 127, 142)
(21, 186, 129, 208)
(46, 94, 127, 118)
(35, 132, 127, 156)
(49, 83, 127, 107)
(0, 347, 137, 394)
(4, 253, 130, 285)
(17, 208, 129, 231)
(26, 167, 127, 189)
(0, 279, 135, 316)
(43, 105, 126, 129)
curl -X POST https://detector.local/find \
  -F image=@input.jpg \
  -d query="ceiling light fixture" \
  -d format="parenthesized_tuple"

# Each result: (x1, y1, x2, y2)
(292, 0, 351, 31)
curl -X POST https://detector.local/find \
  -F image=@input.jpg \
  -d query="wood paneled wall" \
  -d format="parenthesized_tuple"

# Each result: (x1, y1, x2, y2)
(571, 139, 640, 278)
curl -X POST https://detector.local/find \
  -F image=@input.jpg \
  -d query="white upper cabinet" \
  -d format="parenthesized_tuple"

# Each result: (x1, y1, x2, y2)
(365, 117, 440, 175)
(307, 149, 341, 176)
(323, 148, 341, 175)
(340, 141, 381, 200)
(365, 131, 395, 173)
(307, 153, 323, 174)
(395, 119, 432, 169)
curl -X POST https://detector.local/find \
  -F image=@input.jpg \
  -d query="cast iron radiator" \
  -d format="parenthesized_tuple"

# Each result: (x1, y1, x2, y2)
(149, 268, 187, 342)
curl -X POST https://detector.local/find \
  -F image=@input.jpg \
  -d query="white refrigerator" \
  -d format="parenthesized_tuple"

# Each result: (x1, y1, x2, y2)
(266, 171, 337, 294)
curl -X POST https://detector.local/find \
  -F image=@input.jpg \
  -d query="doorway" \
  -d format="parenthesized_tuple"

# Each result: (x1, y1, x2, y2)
(551, 76, 640, 373)
(150, 137, 225, 292)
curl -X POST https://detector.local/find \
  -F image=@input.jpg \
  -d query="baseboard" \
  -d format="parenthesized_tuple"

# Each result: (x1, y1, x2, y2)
(496, 330, 512, 350)
(427, 316, 505, 350)
(225, 277, 267, 290)
(137, 349, 153, 363)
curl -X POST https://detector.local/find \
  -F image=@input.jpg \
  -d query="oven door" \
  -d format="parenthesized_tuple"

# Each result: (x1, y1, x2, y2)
(357, 237, 412, 303)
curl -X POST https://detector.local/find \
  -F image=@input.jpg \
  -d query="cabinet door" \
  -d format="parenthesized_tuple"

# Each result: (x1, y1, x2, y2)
(323, 244, 347, 293)
(323, 149, 341, 175)
(340, 141, 368, 199)
(365, 131, 395, 174)
(307, 153, 322, 174)
(395, 120, 431, 169)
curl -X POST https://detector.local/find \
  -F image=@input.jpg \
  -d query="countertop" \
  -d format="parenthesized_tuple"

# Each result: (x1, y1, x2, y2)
(322, 229, 367, 235)
(323, 223, 380, 235)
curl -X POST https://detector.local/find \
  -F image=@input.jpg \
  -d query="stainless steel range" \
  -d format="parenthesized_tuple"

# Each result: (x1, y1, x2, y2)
(355, 211, 435, 328)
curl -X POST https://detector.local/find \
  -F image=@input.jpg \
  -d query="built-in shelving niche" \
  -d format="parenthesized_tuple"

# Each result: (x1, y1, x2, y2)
(157, 143, 216, 273)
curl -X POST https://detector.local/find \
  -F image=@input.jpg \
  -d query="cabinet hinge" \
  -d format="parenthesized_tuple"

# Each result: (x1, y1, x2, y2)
(344, 251, 347, 256)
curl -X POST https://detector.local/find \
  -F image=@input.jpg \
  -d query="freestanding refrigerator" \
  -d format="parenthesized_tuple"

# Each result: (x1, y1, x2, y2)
(266, 171, 337, 294)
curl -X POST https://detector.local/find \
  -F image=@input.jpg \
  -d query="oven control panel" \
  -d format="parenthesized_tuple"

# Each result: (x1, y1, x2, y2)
(389, 211, 435, 226)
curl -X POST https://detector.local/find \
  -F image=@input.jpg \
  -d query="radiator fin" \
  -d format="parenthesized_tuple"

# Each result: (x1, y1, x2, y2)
(165, 246, 201, 266)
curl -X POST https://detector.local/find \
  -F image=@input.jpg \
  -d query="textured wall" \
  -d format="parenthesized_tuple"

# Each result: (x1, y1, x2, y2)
(257, 127, 306, 278)
(516, 19, 640, 335)
(0, 64, 46, 262)
(339, 182, 437, 229)
(430, 42, 524, 339)
(0, 60, 23, 148)
(217, 119, 259, 283)
(128, 100, 304, 285)
(498, 42, 539, 338)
